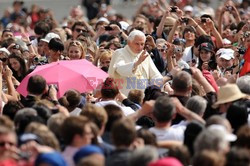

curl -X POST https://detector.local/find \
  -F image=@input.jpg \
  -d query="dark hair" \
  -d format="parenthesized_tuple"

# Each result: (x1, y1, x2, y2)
(34, 21, 51, 37)
(60, 116, 89, 145)
(128, 90, 144, 105)
(58, 90, 81, 110)
(101, 78, 119, 99)
(226, 100, 248, 134)
(48, 38, 64, 52)
(183, 26, 196, 38)
(111, 118, 136, 147)
(194, 35, 214, 48)
(72, 21, 86, 31)
(184, 121, 205, 156)
(104, 104, 123, 132)
(235, 125, 250, 149)
(2, 29, 13, 37)
(200, 14, 213, 21)
(153, 96, 176, 123)
(172, 71, 192, 93)
(8, 53, 28, 82)
(168, 146, 191, 166)
(3, 101, 24, 120)
(225, 147, 250, 166)
(27, 75, 47, 95)
(136, 128, 157, 146)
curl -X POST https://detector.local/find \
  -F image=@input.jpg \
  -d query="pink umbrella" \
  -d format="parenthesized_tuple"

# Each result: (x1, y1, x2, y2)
(17, 59, 108, 97)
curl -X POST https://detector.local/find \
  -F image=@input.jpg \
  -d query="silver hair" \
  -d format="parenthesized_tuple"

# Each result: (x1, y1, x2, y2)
(186, 95, 207, 117)
(127, 30, 146, 41)
(194, 128, 229, 154)
(236, 75, 250, 95)
(128, 146, 158, 166)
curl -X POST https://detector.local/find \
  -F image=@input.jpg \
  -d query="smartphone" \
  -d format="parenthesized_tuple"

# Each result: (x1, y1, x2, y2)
(170, 6, 177, 12)
(104, 26, 113, 31)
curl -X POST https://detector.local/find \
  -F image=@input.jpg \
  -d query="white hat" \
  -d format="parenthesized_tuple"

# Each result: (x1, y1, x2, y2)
(119, 21, 129, 31)
(207, 124, 237, 142)
(97, 17, 109, 24)
(216, 48, 234, 60)
(0, 48, 10, 55)
(183, 5, 193, 12)
(41, 32, 60, 43)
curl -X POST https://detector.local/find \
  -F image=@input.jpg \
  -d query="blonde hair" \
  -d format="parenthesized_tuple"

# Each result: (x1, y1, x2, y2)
(67, 40, 86, 59)
(99, 50, 112, 62)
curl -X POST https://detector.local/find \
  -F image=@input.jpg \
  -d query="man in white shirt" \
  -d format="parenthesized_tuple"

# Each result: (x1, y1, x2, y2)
(108, 30, 163, 96)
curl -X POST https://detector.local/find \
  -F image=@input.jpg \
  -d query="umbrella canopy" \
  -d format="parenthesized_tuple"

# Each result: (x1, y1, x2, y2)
(17, 59, 108, 97)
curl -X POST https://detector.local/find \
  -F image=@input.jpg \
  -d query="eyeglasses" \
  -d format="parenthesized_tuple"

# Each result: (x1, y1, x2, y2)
(75, 28, 87, 33)
(69, 40, 82, 46)
(0, 141, 15, 147)
(0, 58, 7, 62)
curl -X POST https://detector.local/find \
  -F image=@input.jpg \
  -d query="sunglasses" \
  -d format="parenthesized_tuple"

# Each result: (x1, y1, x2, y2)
(75, 28, 87, 33)
(69, 40, 82, 46)
(0, 141, 15, 147)
(0, 58, 7, 62)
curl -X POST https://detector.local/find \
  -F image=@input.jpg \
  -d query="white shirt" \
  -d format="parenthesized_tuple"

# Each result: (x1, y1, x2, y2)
(108, 45, 163, 96)
(62, 146, 78, 166)
(149, 127, 184, 142)
(95, 100, 135, 116)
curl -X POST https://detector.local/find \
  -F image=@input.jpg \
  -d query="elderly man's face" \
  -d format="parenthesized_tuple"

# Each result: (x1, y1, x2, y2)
(221, 58, 233, 69)
(128, 35, 146, 54)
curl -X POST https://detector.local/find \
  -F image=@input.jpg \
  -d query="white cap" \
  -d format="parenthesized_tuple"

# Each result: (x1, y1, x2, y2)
(207, 125, 237, 142)
(222, 38, 232, 45)
(183, 5, 193, 12)
(40, 32, 60, 43)
(97, 17, 109, 24)
(119, 21, 129, 31)
(216, 48, 234, 60)
(0, 47, 10, 55)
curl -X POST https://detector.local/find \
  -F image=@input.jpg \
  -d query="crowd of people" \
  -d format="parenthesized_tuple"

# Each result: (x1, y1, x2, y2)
(0, 0, 250, 165)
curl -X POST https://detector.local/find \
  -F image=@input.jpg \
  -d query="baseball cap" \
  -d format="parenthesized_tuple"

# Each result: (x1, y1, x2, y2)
(207, 124, 237, 142)
(97, 17, 110, 24)
(119, 21, 129, 31)
(183, 5, 193, 12)
(199, 42, 214, 52)
(40, 32, 60, 43)
(0, 47, 10, 55)
(216, 48, 234, 60)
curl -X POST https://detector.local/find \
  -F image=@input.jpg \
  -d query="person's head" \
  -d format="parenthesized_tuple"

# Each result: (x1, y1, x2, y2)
(35, 152, 67, 166)
(61, 116, 93, 147)
(34, 21, 51, 38)
(216, 48, 234, 69)
(47, 113, 67, 140)
(128, 89, 144, 105)
(1, 29, 13, 41)
(111, 118, 136, 148)
(168, 145, 190, 166)
(129, 146, 158, 166)
(48, 38, 64, 61)
(226, 100, 248, 133)
(27, 75, 47, 96)
(81, 104, 108, 135)
(67, 40, 86, 60)
(236, 75, 250, 95)
(72, 21, 88, 40)
(133, 14, 148, 27)
(198, 42, 214, 63)
(103, 104, 124, 132)
(225, 147, 250, 166)
(193, 150, 226, 166)
(0, 126, 17, 157)
(153, 96, 176, 123)
(3, 101, 24, 120)
(235, 125, 250, 150)
(186, 96, 207, 117)
(184, 121, 205, 156)
(25, 122, 60, 150)
(99, 50, 112, 68)
(183, 26, 196, 42)
(58, 89, 81, 111)
(8, 53, 27, 76)
(206, 115, 232, 133)
(101, 78, 119, 99)
(172, 71, 192, 95)
(127, 30, 146, 54)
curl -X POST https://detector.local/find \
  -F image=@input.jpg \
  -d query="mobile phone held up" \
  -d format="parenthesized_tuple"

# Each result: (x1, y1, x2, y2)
(105, 26, 113, 31)
(170, 6, 177, 12)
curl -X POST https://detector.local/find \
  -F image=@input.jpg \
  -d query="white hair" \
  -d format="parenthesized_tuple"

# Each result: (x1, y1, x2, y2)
(186, 95, 207, 116)
(127, 30, 146, 41)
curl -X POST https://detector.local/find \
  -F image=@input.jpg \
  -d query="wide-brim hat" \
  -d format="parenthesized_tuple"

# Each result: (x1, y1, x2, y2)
(213, 84, 247, 107)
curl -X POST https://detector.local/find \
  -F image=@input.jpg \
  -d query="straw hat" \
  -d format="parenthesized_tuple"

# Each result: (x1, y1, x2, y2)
(213, 84, 247, 107)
